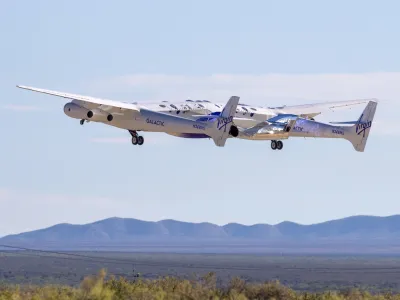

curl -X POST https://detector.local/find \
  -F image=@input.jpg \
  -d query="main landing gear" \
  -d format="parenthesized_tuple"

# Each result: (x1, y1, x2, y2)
(271, 140, 283, 150)
(129, 130, 144, 146)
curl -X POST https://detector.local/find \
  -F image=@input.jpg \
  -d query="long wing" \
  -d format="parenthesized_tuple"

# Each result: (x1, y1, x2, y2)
(268, 98, 377, 117)
(16, 85, 140, 113)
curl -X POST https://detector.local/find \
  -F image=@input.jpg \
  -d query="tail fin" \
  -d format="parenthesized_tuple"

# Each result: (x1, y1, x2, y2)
(209, 96, 240, 147)
(345, 100, 378, 152)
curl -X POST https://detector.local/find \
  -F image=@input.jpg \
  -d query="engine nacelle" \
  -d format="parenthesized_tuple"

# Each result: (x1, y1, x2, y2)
(87, 109, 113, 122)
(229, 125, 239, 137)
(64, 102, 90, 120)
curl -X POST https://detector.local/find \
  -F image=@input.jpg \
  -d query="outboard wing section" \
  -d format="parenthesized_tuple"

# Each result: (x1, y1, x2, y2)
(268, 98, 376, 118)
(16, 85, 140, 113)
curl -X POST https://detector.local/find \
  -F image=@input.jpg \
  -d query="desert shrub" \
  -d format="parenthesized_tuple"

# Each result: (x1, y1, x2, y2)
(0, 269, 399, 300)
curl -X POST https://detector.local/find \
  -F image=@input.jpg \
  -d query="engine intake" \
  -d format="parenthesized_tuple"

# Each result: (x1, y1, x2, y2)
(87, 109, 113, 122)
(229, 125, 239, 137)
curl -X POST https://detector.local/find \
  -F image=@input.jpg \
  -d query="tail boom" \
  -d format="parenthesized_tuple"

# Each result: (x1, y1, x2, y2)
(288, 100, 377, 152)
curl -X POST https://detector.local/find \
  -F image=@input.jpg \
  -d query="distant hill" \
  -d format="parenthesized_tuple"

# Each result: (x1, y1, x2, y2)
(2, 215, 400, 244)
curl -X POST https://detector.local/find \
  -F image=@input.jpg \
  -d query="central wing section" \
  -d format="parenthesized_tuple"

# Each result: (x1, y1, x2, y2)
(237, 114, 298, 140)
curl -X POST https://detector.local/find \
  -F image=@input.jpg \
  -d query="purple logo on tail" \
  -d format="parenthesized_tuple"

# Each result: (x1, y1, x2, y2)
(217, 116, 233, 132)
(356, 114, 372, 137)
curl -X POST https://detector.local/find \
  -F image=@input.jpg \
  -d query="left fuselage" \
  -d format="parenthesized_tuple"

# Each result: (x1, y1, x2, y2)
(65, 99, 273, 135)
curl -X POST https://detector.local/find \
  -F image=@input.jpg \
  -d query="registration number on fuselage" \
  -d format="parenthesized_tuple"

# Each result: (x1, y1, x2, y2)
(193, 124, 205, 130)
(332, 129, 344, 135)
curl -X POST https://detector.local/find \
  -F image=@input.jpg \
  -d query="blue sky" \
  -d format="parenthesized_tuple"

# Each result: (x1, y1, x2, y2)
(1, 0, 399, 236)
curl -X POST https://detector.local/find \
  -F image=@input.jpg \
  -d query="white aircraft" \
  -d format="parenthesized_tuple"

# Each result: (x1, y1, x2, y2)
(236, 100, 377, 152)
(16, 85, 374, 150)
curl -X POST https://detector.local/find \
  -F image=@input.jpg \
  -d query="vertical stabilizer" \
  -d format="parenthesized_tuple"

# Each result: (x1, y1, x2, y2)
(345, 100, 378, 152)
(209, 96, 240, 147)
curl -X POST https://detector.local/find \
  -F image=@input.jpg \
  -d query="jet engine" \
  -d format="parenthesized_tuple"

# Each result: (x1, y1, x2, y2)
(86, 109, 113, 122)
(64, 103, 113, 122)
(64, 102, 90, 120)
(229, 125, 239, 137)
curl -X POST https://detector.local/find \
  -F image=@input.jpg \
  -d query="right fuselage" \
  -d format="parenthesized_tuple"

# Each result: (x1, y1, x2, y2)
(289, 118, 350, 140)
(236, 118, 352, 142)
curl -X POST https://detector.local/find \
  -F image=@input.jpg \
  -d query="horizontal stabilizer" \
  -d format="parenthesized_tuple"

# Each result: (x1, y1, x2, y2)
(329, 121, 358, 125)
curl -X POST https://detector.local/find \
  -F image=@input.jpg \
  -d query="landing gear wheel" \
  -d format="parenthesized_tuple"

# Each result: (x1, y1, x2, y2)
(137, 136, 144, 145)
(80, 119, 85, 125)
(131, 136, 138, 145)
(271, 140, 277, 150)
(277, 141, 283, 150)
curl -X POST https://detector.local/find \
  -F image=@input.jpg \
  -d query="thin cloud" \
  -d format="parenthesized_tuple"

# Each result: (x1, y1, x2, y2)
(90, 137, 130, 144)
(0, 187, 127, 236)
(91, 72, 400, 105)
(0, 188, 11, 201)
(2, 104, 45, 111)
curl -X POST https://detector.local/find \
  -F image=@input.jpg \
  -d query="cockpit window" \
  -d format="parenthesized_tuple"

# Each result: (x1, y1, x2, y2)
(170, 104, 178, 109)
(159, 104, 166, 108)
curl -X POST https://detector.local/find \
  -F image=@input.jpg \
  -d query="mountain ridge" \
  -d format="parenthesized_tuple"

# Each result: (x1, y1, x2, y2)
(2, 214, 400, 243)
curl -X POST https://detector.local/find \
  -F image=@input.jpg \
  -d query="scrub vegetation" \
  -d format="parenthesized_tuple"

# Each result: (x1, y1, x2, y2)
(1, 269, 400, 300)
(2, 252, 400, 298)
